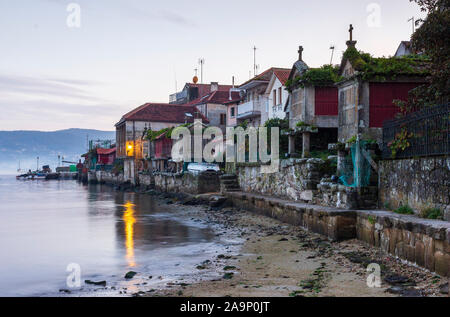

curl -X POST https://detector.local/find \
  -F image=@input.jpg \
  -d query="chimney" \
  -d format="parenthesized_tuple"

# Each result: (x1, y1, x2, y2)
(298, 46, 304, 61)
(211, 82, 219, 92)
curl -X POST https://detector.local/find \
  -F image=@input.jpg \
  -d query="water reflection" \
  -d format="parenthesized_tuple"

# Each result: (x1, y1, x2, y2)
(122, 202, 136, 267)
(0, 178, 233, 296)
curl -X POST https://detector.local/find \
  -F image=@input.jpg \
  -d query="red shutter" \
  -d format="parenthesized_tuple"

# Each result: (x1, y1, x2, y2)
(315, 87, 338, 116)
(369, 82, 421, 127)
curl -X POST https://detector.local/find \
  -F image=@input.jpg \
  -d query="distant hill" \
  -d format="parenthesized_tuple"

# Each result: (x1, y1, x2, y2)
(0, 129, 115, 174)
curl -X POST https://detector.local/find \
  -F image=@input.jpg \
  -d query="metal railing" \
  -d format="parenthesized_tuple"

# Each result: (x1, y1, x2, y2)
(382, 103, 450, 159)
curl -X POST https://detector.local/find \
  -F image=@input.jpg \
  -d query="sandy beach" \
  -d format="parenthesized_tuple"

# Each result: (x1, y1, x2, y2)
(143, 194, 448, 298)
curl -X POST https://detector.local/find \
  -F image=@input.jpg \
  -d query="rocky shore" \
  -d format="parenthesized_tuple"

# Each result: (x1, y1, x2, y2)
(134, 190, 448, 298)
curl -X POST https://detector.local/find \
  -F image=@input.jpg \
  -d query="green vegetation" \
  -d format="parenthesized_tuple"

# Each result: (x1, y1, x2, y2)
(393, 205, 415, 215)
(420, 207, 444, 220)
(342, 46, 430, 82)
(346, 135, 377, 145)
(295, 121, 318, 131)
(264, 118, 290, 157)
(346, 135, 358, 144)
(286, 65, 344, 91)
(368, 215, 376, 225)
(410, 0, 449, 103)
(145, 123, 191, 141)
(387, 127, 414, 158)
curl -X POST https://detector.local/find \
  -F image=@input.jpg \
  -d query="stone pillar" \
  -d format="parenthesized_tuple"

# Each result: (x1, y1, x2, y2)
(337, 150, 346, 176)
(288, 135, 296, 155)
(302, 132, 311, 158)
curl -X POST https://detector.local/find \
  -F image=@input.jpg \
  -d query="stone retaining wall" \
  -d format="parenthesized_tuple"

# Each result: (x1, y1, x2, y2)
(92, 171, 124, 185)
(226, 192, 450, 277)
(357, 210, 450, 277)
(153, 172, 220, 195)
(315, 182, 378, 210)
(236, 159, 327, 202)
(379, 156, 450, 221)
(227, 192, 356, 241)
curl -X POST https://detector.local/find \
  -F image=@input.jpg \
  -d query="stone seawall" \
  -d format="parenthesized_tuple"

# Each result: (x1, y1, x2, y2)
(379, 156, 450, 221)
(227, 192, 357, 242)
(236, 159, 327, 202)
(226, 192, 450, 277)
(357, 210, 450, 277)
(153, 172, 220, 195)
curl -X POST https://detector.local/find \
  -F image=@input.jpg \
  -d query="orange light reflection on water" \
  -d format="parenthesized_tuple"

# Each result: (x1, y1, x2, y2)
(122, 201, 136, 267)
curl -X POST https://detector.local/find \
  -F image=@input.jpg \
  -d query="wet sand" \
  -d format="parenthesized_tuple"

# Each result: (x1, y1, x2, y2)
(146, 196, 448, 298)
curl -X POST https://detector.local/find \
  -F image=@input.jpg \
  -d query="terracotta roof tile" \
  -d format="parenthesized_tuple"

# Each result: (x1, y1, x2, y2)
(117, 103, 209, 125)
(273, 69, 291, 85)
(96, 148, 116, 155)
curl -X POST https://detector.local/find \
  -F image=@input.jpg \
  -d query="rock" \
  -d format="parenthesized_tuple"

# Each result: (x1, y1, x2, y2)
(223, 273, 234, 280)
(85, 280, 107, 286)
(384, 274, 415, 286)
(124, 271, 137, 279)
(223, 266, 236, 271)
(209, 196, 227, 208)
(59, 289, 71, 293)
(439, 283, 449, 295)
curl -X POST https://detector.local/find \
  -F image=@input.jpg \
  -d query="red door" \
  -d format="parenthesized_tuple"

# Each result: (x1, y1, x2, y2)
(369, 82, 421, 127)
(315, 87, 338, 116)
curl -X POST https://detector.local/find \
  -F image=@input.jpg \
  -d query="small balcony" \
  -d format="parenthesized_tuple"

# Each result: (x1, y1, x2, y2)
(237, 99, 265, 120)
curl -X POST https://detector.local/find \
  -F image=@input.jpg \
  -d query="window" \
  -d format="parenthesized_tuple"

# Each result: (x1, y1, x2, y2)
(273, 90, 277, 106)
(220, 113, 226, 125)
(230, 107, 235, 118)
(279, 87, 282, 105)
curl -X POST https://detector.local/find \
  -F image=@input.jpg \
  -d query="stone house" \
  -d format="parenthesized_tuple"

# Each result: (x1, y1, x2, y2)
(115, 103, 207, 183)
(149, 121, 210, 173)
(336, 27, 429, 144)
(187, 88, 241, 133)
(284, 46, 339, 157)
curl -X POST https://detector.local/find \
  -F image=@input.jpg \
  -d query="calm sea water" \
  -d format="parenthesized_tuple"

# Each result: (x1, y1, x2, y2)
(0, 175, 235, 297)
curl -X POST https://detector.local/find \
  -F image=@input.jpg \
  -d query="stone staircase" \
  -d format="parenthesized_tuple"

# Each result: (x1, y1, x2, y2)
(220, 174, 241, 193)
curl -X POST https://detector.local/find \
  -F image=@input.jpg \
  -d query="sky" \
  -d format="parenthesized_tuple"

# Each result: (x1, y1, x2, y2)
(0, 0, 425, 131)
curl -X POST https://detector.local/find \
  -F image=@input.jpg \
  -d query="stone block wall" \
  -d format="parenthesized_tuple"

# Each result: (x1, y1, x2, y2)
(94, 171, 125, 185)
(227, 192, 450, 277)
(379, 156, 450, 221)
(357, 210, 450, 277)
(315, 181, 378, 210)
(227, 192, 357, 241)
(236, 159, 326, 202)
(153, 172, 220, 195)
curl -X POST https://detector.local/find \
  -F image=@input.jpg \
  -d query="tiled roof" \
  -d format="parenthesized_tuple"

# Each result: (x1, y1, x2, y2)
(186, 83, 233, 97)
(238, 67, 290, 88)
(200, 90, 241, 104)
(97, 148, 116, 155)
(116, 103, 209, 126)
(273, 69, 291, 85)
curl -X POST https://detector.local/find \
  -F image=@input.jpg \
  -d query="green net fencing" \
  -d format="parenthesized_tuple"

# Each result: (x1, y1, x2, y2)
(339, 141, 372, 188)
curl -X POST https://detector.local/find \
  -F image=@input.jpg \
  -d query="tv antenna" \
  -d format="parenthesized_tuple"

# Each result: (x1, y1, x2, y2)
(330, 45, 335, 65)
(408, 17, 415, 34)
(253, 46, 258, 77)
(198, 58, 205, 83)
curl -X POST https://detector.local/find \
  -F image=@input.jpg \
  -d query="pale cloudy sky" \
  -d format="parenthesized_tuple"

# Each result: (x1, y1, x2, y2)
(0, 0, 424, 131)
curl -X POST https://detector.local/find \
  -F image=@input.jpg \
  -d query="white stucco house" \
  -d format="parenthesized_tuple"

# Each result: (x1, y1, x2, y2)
(263, 69, 290, 122)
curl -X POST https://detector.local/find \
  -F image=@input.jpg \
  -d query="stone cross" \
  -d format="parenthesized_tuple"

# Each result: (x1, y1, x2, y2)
(349, 24, 354, 42)
(298, 46, 304, 61)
